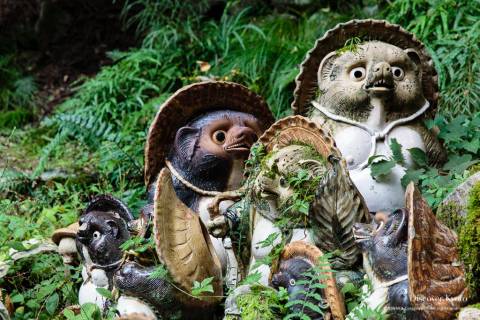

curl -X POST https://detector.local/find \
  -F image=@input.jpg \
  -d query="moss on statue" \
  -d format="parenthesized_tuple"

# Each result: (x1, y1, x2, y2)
(236, 285, 286, 320)
(436, 201, 465, 233)
(459, 181, 480, 301)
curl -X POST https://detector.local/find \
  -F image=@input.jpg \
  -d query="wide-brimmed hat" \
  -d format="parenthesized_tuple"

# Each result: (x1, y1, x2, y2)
(292, 19, 439, 116)
(271, 241, 346, 320)
(256, 115, 341, 158)
(144, 81, 274, 187)
(84, 194, 133, 222)
(405, 182, 468, 319)
(152, 167, 223, 307)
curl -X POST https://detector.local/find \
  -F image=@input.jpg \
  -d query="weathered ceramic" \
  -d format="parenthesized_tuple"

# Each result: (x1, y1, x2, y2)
(247, 116, 370, 284)
(353, 182, 468, 319)
(292, 19, 445, 212)
(271, 241, 346, 320)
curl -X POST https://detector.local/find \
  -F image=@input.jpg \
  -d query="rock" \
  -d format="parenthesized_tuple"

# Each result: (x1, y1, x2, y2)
(441, 172, 480, 218)
(458, 306, 480, 320)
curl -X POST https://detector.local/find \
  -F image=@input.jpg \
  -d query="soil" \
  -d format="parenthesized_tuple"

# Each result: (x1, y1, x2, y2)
(1, 0, 137, 116)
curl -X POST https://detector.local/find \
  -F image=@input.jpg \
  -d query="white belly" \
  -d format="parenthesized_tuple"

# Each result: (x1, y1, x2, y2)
(334, 125, 426, 212)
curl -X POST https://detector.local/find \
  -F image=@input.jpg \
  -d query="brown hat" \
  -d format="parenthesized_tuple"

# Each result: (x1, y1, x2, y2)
(272, 241, 346, 320)
(292, 19, 439, 116)
(144, 81, 274, 187)
(256, 115, 341, 158)
(405, 182, 468, 319)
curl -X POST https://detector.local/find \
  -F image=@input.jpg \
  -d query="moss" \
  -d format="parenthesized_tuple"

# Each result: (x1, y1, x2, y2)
(459, 181, 480, 301)
(436, 201, 465, 233)
(237, 285, 285, 320)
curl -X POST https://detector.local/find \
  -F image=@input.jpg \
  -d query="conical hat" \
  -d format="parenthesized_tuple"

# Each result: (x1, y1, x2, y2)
(257, 115, 341, 158)
(274, 241, 346, 320)
(144, 81, 274, 188)
(405, 182, 468, 319)
(153, 167, 223, 307)
(292, 19, 438, 116)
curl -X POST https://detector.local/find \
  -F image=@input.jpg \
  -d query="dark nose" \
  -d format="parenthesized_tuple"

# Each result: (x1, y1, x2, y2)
(373, 62, 391, 77)
(271, 274, 281, 288)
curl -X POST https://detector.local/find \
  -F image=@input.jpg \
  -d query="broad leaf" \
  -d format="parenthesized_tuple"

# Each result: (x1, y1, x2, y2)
(390, 138, 404, 164)
(45, 292, 59, 315)
(370, 159, 396, 178)
(408, 148, 428, 167)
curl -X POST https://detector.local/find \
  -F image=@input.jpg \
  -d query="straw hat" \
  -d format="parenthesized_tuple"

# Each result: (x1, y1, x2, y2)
(144, 81, 274, 187)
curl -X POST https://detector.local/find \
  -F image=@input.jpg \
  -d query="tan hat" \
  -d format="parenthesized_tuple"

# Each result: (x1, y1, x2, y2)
(292, 19, 439, 116)
(51, 222, 79, 245)
(144, 81, 274, 188)
(152, 167, 223, 307)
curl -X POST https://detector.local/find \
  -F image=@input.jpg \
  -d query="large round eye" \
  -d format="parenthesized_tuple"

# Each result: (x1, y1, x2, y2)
(392, 67, 404, 80)
(279, 177, 287, 188)
(212, 130, 227, 144)
(349, 67, 366, 81)
(289, 279, 296, 286)
(93, 231, 101, 239)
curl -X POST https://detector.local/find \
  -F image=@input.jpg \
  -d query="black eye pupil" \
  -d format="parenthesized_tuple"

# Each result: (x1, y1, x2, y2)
(216, 131, 225, 142)
(394, 69, 402, 77)
(354, 70, 363, 78)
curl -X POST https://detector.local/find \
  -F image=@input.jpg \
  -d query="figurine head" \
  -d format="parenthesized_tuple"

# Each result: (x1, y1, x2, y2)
(292, 20, 439, 118)
(318, 41, 425, 119)
(76, 195, 133, 267)
(253, 144, 328, 211)
(169, 110, 262, 166)
(353, 209, 408, 281)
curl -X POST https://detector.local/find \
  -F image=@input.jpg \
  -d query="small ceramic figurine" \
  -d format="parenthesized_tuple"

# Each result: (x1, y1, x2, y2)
(292, 19, 446, 212)
(246, 116, 370, 285)
(353, 182, 468, 319)
(74, 195, 133, 309)
(116, 81, 274, 318)
(271, 241, 346, 320)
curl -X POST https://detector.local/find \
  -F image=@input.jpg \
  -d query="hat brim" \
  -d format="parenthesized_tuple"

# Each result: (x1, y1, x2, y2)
(152, 167, 223, 307)
(406, 182, 468, 318)
(292, 19, 438, 117)
(144, 81, 274, 187)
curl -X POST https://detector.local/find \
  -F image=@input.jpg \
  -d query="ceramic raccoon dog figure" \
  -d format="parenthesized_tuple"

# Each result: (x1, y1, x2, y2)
(353, 209, 422, 320)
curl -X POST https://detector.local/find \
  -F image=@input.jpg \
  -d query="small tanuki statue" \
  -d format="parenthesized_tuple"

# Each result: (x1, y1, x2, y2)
(292, 19, 446, 212)
(353, 182, 469, 319)
(224, 116, 369, 319)
(113, 81, 274, 318)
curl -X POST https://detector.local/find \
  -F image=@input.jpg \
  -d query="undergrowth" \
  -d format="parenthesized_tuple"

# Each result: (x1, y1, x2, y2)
(1, 0, 479, 318)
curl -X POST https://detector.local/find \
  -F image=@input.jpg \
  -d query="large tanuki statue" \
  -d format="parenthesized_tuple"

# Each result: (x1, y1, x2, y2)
(292, 19, 446, 212)
(114, 81, 274, 318)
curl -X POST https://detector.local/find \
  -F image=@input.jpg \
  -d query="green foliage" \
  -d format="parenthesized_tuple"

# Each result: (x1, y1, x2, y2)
(1, 253, 80, 320)
(191, 277, 215, 297)
(237, 285, 289, 320)
(0, 55, 36, 129)
(459, 181, 480, 301)
(283, 255, 331, 320)
(385, 0, 480, 116)
(368, 114, 480, 208)
(436, 201, 465, 233)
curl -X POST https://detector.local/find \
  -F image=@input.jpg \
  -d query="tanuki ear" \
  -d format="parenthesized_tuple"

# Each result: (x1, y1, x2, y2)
(106, 220, 119, 238)
(318, 51, 339, 89)
(404, 48, 421, 68)
(174, 126, 201, 161)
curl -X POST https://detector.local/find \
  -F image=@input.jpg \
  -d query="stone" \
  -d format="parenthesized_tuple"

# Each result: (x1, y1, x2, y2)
(441, 172, 480, 217)
(458, 307, 480, 320)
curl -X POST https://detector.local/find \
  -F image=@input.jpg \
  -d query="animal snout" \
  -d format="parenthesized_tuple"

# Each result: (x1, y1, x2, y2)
(373, 62, 391, 77)
(230, 126, 258, 146)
